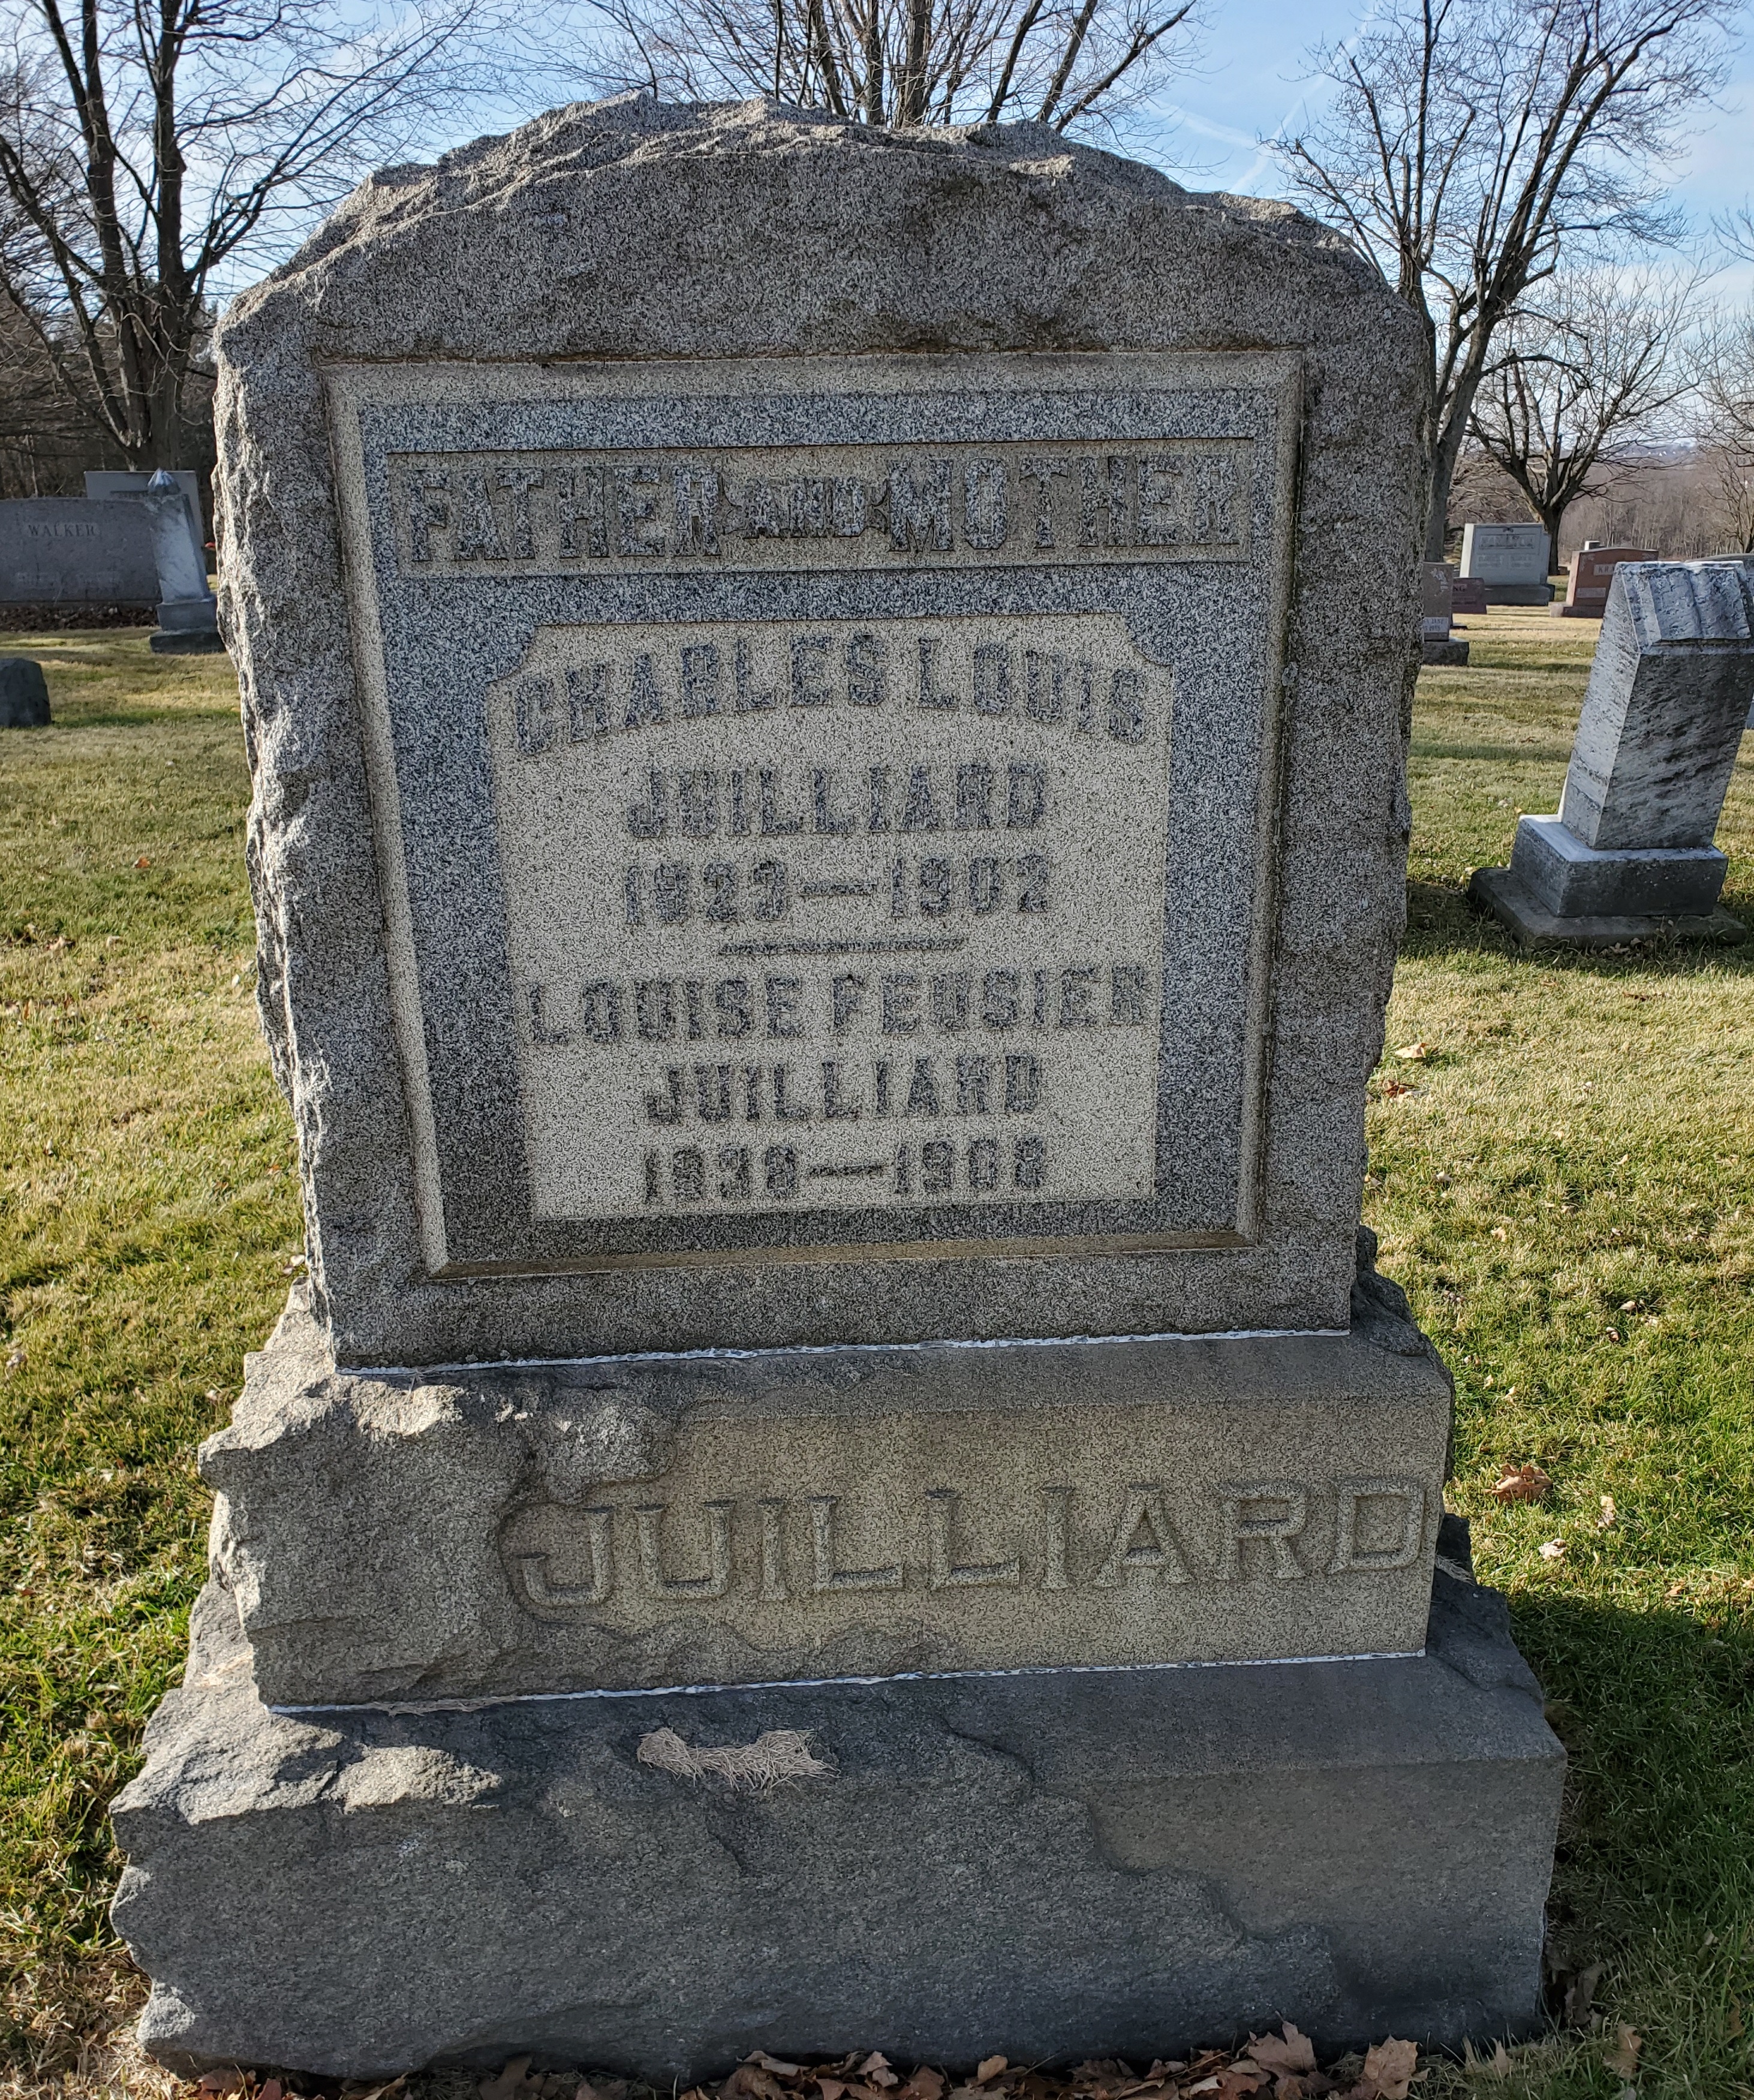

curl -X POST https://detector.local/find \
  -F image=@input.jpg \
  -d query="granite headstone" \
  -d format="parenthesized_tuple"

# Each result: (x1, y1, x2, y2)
(1554, 543, 1656, 618)
(1473, 559, 1753, 941)
(83, 470, 208, 576)
(0, 497, 157, 607)
(1420, 561, 1467, 664)
(1460, 521, 1552, 605)
(111, 97, 1563, 2081)
(0, 656, 52, 726)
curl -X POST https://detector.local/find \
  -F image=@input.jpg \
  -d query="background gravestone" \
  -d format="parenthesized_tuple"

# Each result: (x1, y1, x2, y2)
(1554, 542, 1656, 618)
(1460, 521, 1553, 605)
(1473, 559, 1753, 943)
(0, 498, 157, 608)
(83, 470, 209, 577)
(110, 97, 1563, 2080)
(0, 657, 52, 726)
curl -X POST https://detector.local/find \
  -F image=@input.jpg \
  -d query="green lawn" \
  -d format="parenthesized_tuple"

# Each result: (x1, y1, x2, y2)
(0, 614, 1750, 2099)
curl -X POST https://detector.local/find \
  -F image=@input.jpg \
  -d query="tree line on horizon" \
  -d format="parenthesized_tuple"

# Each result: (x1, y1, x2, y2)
(1, 0, 1751, 564)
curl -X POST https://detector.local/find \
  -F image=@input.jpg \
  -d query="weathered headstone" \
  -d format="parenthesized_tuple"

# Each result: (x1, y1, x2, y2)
(1554, 542, 1656, 618)
(1420, 561, 1467, 664)
(83, 470, 209, 578)
(111, 100, 1562, 2081)
(1460, 521, 1552, 604)
(1473, 559, 1753, 943)
(0, 498, 157, 607)
(1451, 574, 1489, 615)
(0, 656, 51, 726)
(141, 470, 224, 653)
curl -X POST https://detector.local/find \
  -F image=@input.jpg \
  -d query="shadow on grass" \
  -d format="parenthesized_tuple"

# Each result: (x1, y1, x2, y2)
(1508, 1587, 1754, 1965)
(1400, 879, 1753, 972)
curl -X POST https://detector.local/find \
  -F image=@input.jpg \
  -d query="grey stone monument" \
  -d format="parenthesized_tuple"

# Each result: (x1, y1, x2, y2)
(110, 98, 1563, 2080)
(1420, 561, 1466, 665)
(0, 497, 157, 607)
(140, 470, 224, 653)
(1460, 522, 1552, 606)
(1473, 559, 1752, 944)
(0, 656, 52, 725)
(83, 469, 208, 578)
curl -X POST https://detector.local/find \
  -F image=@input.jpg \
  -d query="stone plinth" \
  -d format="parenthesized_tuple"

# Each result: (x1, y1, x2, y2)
(205, 1287, 1453, 1709)
(112, 1526, 1563, 2083)
(1473, 559, 1753, 943)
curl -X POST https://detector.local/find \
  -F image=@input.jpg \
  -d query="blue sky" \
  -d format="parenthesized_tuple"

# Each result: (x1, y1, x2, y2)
(1126, 0, 1753, 239)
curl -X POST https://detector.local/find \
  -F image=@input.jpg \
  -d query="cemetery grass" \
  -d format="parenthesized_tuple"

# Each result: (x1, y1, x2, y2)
(0, 615, 1748, 2100)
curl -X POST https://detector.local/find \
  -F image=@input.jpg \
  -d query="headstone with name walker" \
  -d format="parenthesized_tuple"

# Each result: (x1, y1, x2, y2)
(1460, 521, 1553, 604)
(1473, 559, 1753, 943)
(0, 497, 157, 609)
(110, 100, 1563, 2081)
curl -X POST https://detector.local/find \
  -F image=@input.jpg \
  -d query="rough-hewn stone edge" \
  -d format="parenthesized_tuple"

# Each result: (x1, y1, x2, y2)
(110, 1526, 1560, 2080)
(214, 95, 1428, 1364)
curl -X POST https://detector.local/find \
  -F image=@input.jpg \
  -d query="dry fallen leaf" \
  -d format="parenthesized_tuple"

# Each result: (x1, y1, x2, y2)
(1244, 2028, 1317, 2079)
(976, 2065, 1009, 2087)
(1493, 1462, 1553, 1504)
(748, 2059, 805, 2079)
(134, 855, 152, 870)
(817, 2084, 847, 2100)
(1395, 1042, 1430, 1061)
(902, 2074, 946, 2100)
(1379, 1078, 1418, 1097)
(1539, 1539, 1567, 1561)
(859, 2060, 899, 2091)
(1353, 2038, 1417, 2100)
(1604, 2026, 1641, 2079)
(1598, 1496, 1617, 1529)
(480, 2059, 533, 2100)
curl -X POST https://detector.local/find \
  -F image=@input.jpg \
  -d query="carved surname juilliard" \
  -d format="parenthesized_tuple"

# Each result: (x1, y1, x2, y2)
(501, 1476, 1428, 1623)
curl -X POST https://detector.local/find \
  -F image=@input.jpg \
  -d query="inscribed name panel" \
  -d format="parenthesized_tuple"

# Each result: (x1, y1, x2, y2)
(325, 353, 1298, 1276)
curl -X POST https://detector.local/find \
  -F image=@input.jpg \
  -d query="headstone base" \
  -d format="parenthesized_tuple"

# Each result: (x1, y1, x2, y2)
(1509, 813, 1727, 919)
(1469, 864, 1745, 948)
(1477, 583, 1553, 606)
(1421, 638, 1469, 666)
(149, 628, 227, 655)
(113, 1530, 1562, 2083)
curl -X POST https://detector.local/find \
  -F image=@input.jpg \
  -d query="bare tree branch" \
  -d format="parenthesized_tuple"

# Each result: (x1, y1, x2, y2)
(1272, 0, 1737, 558)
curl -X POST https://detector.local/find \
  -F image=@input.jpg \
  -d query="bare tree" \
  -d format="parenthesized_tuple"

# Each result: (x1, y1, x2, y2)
(0, 0, 582, 472)
(586, 0, 1201, 133)
(1692, 297, 1754, 552)
(1467, 266, 1695, 568)
(1275, 0, 1738, 560)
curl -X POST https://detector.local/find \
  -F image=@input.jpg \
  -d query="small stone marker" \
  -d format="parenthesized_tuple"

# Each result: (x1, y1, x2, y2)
(111, 100, 1562, 2082)
(0, 498, 157, 608)
(1460, 521, 1553, 604)
(1421, 561, 1467, 664)
(1451, 574, 1488, 615)
(0, 657, 51, 726)
(1554, 542, 1656, 618)
(140, 471, 224, 653)
(1473, 559, 1753, 943)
